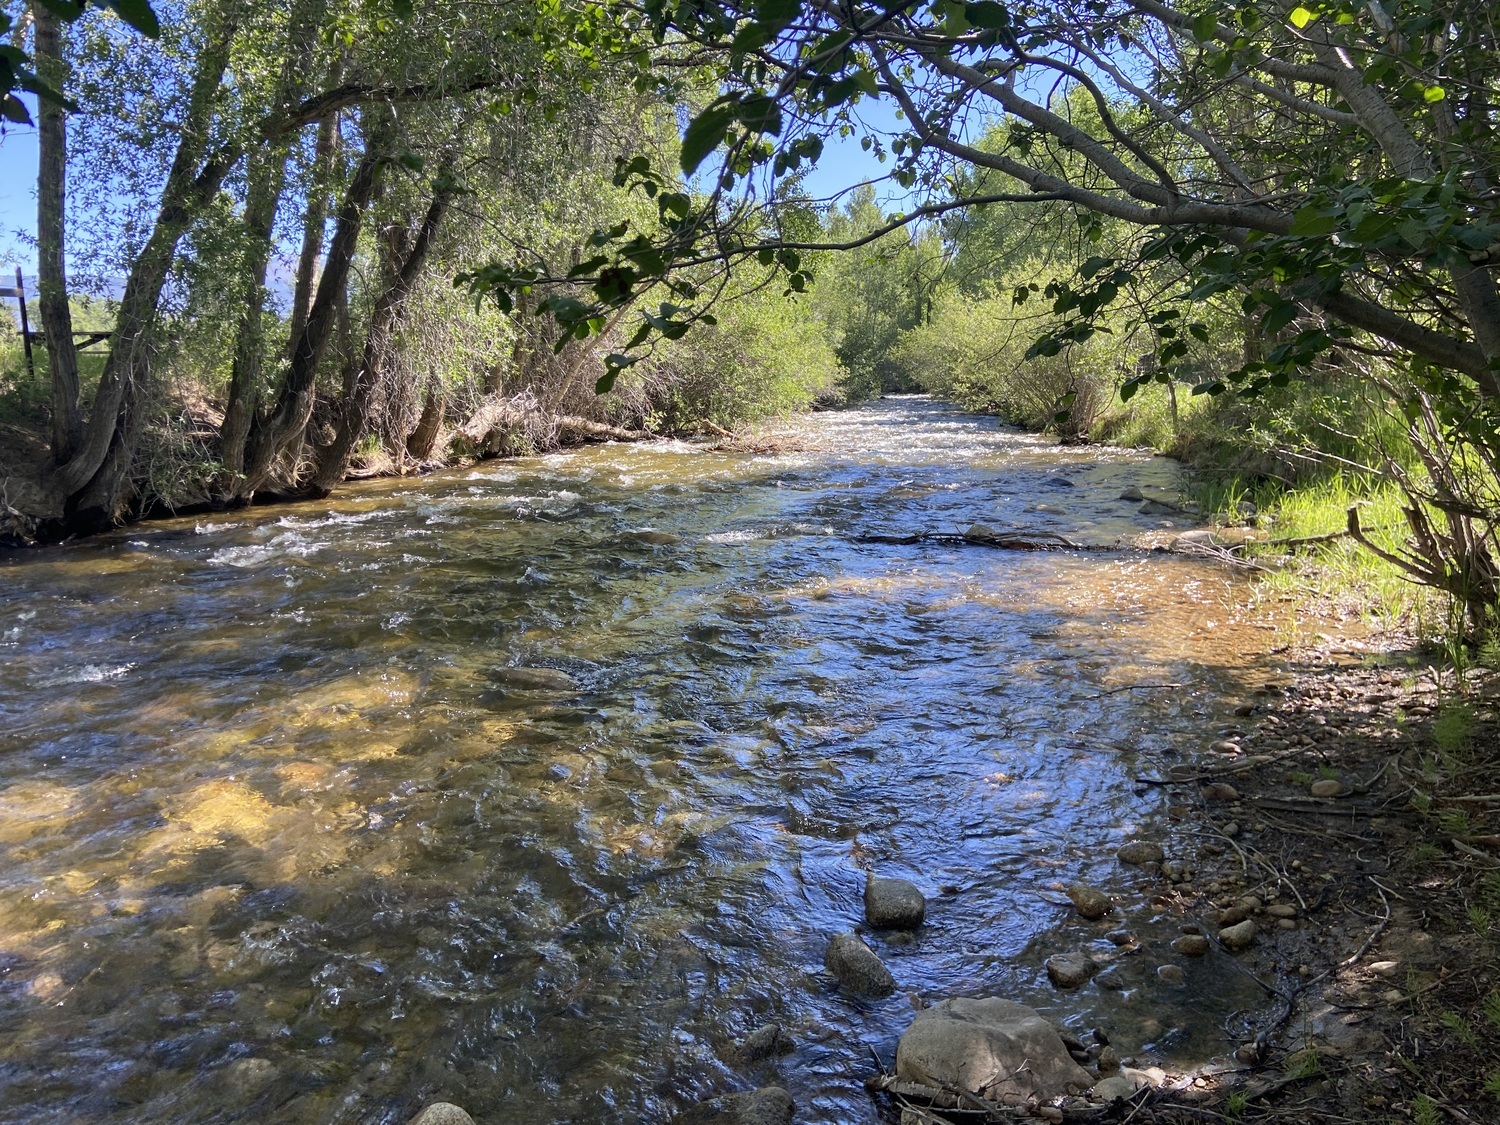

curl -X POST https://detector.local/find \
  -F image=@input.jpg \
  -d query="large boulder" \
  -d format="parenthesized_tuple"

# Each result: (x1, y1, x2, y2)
(673, 1086, 795, 1125)
(865, 875, 925, 930)
(896, 998, 1094, 1103)
(824, 932, 896, 997)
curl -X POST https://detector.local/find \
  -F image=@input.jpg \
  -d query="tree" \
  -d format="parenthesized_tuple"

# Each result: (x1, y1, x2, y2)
(469, 0, 1500, 629)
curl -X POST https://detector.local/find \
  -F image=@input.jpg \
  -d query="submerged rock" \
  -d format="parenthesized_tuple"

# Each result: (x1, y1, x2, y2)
(824, 933, 895, 997)
(220, 1057, 277, 1098)
(1115, 841, 1165, 866)
(674, 1086, 795, 1125)
(410, 1105, 475, 1125)
(1172, 934, 1210, 957)
(736, 1023, 794, 1063)
(865, 875, 925, 930)
(488, 666, 580, 692)
(896, 997, 1093, 1102)
(1066, 884, 1113, 920)
(1045, 952, 1095, 989)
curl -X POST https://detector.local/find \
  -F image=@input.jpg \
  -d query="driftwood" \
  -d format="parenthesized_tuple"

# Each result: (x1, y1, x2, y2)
(858, 529, 1084, 551)
(554, 415, 649, 443)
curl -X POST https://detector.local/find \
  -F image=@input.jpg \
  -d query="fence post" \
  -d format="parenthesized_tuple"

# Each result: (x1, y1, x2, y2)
(14, 269, 36, 383)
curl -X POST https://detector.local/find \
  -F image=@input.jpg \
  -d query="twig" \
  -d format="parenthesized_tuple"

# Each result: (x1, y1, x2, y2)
(1088, 682, 1186, 697)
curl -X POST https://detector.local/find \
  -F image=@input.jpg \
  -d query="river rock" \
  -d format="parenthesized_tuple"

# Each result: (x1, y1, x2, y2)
(1310, 779, 1343, 798)
(1045, 952, 1095, 989)
(824, 933, 895, 997)
(489, 666, 580, 692)
(1116, 841, 1165, 866)
(1119, 486, 1145, 502)
(673, 1086, 795, 1125)
(1172, 934, 1209, 957)
(410, 1105, 475, 1125)
(1095, 965, 1130, 990)
(736, 1023, 794, 1063)
(1093, 1074, 1137, 1102)
(865, 876, 925, 930)
(1219, 919, 1257, 951)
(896, 998, 1093, 1102)
(1156, 964, 1186, 985)
(964, 523, 1000, 542)
(1201, 782, 1240, 802)
(221, 1058, 277, 1098)
(1066, 884, 1112, 920)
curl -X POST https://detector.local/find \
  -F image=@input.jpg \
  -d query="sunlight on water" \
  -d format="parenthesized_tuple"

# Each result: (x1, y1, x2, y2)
(0, 399, 1293, 1124)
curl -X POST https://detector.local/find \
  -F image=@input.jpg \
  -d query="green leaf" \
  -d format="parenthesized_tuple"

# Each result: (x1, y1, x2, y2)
(1079, 255, 1112, 280)
(1423, 85, 1446, 103)
(964, 2, 1010, 30)
(1, 93, 31, 125)
(1288, 6, 1315, 29)
(1262, 301, 1299, 334)
(102, 0, 161, 37)
(736, 92, 783, 135)
(1289, 205, 1338, 237)
(680, 101, 737, 175)
(1192, 11, 1218, 40)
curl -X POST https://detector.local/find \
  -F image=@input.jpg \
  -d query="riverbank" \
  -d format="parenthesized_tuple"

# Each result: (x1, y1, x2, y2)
(858, 636, 1500, 1124)
(1146, 643, 1500, 1124)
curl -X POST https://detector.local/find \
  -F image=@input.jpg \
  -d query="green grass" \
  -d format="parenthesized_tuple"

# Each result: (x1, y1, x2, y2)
(1203, 472, 1447, 638)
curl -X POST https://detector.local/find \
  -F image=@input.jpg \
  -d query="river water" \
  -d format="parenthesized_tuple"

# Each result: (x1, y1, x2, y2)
(0, 398, 1284, 1123)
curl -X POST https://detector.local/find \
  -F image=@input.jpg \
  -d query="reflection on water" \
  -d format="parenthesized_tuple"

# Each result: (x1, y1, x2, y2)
(1, 399, 1279, 1123)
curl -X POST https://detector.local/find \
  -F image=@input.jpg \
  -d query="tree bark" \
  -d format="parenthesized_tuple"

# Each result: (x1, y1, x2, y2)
(237, 145, 386, 496)
(308, 177, 454, 493)
(219, 145, 292, 479)
(288, 72, 342, 347)
(33, 3, 81, 465)
(46, 8, 241, 516)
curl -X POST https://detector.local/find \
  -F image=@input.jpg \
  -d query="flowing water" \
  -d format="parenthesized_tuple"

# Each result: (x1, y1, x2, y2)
(0, 398, 1288, 1124)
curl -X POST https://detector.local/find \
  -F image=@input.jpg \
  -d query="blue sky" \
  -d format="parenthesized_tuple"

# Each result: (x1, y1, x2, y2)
(0, 123, 40, 276)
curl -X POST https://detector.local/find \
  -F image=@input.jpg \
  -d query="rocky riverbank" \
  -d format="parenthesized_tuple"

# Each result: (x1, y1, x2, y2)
(708, 642, 1500, 1125)
(412, 640, 1500, 1125)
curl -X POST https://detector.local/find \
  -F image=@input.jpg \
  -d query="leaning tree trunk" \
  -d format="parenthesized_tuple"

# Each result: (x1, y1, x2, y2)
(308, 178, 454, 494)
(33, 3, 81, 465)
(45, 9, 241, 530)
(236, 145, 386, 498)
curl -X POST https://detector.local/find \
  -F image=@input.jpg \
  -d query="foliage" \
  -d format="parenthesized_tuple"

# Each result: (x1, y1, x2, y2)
(639, 280, 841, 430)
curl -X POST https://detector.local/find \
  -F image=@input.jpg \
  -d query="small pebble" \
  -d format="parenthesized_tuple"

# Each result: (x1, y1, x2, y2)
(1156, 965, 1187, 985)
(1309, 779, 1343, 798)
(1202, 782, 1239, 802)
(1370, 960, 1401, 978)
(1172, 935, 1210, 957)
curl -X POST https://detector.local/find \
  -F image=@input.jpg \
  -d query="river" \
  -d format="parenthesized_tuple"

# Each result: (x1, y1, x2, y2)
(0, 398, 1284, 1123)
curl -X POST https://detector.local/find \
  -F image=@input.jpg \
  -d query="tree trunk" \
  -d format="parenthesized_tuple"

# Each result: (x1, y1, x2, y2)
(405, 384, 445, 459)
(45, 8, 241, 520)
(308, 178, 454, 493)
(237, 145, 386, 497)
(34, 3, 81, 465)
(219, 145, 292, 479)
(287, 74, 342, 347)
